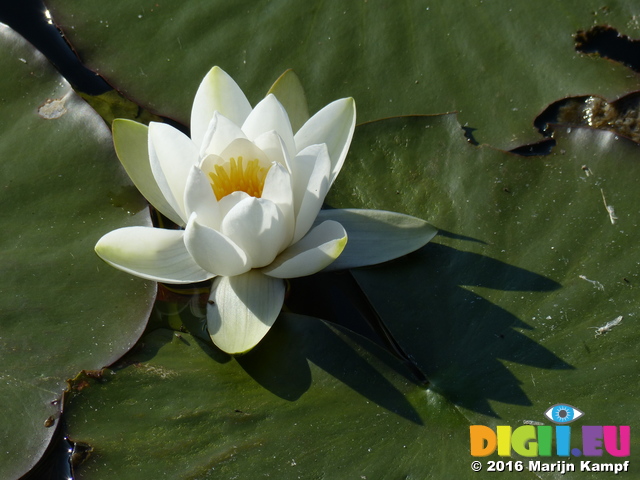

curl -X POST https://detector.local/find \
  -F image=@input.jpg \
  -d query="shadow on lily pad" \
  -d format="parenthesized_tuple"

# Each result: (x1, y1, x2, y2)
(237, 313, 424, 425)
(351, 240, 574, 417)
(142, 292, 423, 425)
(288, 236, 572, 418)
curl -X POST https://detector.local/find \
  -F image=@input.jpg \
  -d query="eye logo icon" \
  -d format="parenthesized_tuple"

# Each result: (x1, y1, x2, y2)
(544, 404, 584, 424)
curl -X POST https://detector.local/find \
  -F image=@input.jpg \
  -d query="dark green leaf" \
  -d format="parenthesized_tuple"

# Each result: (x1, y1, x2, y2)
(47, 0, 640, 148)
(0, 28, 155, 479)
(66, 318, 517, 479)
(328, 115, 640, 431)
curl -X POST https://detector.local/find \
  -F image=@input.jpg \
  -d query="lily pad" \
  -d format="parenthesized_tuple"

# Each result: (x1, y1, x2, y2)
(327, 114, 640, 433)
(0, 27, 155, 479)
(62, 114, 639, 478)
(65, 317, 536, 479)
(47, 0, 640, 148)
(5, 1, 639, 475)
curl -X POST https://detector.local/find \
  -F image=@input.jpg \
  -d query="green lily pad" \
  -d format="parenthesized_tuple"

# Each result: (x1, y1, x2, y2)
(66, 317, 537, 479)
(47, 0, 640, 148)
(6, 2, 639, 475)
(63, 114, 638, 478)
(0, 28, 155, 479)
(327, 114, 640, 435)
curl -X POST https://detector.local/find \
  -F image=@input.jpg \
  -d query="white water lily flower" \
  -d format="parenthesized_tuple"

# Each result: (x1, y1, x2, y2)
(96, 67, 437, 354)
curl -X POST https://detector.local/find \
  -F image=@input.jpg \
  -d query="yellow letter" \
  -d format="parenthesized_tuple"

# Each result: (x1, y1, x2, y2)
(497, 426, 512, 456)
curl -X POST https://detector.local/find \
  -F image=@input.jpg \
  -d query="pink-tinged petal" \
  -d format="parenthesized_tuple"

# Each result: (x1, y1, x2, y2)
(148, 122, 199, 224)
(200, 111, 247, 157)
(95, 227, 212, 284)
(290, 144, 332, 243)
(242, 94, 295, 160)
(262, 220, 347, 278)
(112, 119, 183, 225)
(221, 197, 288, 268)
(191, 66, 252, 149)
(207, 271, 285, 354)
(294, 97, 356, 185)
(183, 166, 221, 230)
(184, 214, 250, 277)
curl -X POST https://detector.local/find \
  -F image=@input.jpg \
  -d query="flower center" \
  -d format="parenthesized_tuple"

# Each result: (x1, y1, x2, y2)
(208, 156, 269, 201)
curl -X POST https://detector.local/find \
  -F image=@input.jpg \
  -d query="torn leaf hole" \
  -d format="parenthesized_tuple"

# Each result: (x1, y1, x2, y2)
(509, 138, 556, 157)
(462, 126, 479, 145)
(535, 92, 640, 143)
(575, 25, 640, 73)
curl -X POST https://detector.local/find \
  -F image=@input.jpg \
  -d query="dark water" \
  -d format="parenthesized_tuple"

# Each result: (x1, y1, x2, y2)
(0, 0, 110, 94)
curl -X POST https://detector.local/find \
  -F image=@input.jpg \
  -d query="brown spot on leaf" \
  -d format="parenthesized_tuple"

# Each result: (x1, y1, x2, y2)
(73, 380, 90, 391)
(38, 97, 68, 119)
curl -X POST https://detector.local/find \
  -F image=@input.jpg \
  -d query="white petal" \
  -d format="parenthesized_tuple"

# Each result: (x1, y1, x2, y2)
(201, 111, 247, 157)
(191, 66, 252, 149)
(242, 94, 296, 160)
(95, 227, 212, 283)
(207, 271, 285, 354)
(183, 166, 221, 229)
(261, 163, 295, 251)
(253, 130, 292, 171)
(218, 190, 250, 218)
(199, 153, 224, 175)
(315, 209, 437, 271)
(294, 97, 356, 185)
(148, 122, 199, 224)
(266, 69, 310, 134)
(263, 220, 347, 278)
(219, 138, 271, 167)
(112, 119, 184, 225)
(221, 197, 288, 268)
(184, 214, 250, 277)
(291, 144, 332, 243)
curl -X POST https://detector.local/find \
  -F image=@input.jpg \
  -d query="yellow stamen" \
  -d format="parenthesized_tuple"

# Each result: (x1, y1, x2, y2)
(208, 156, 269, 201)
